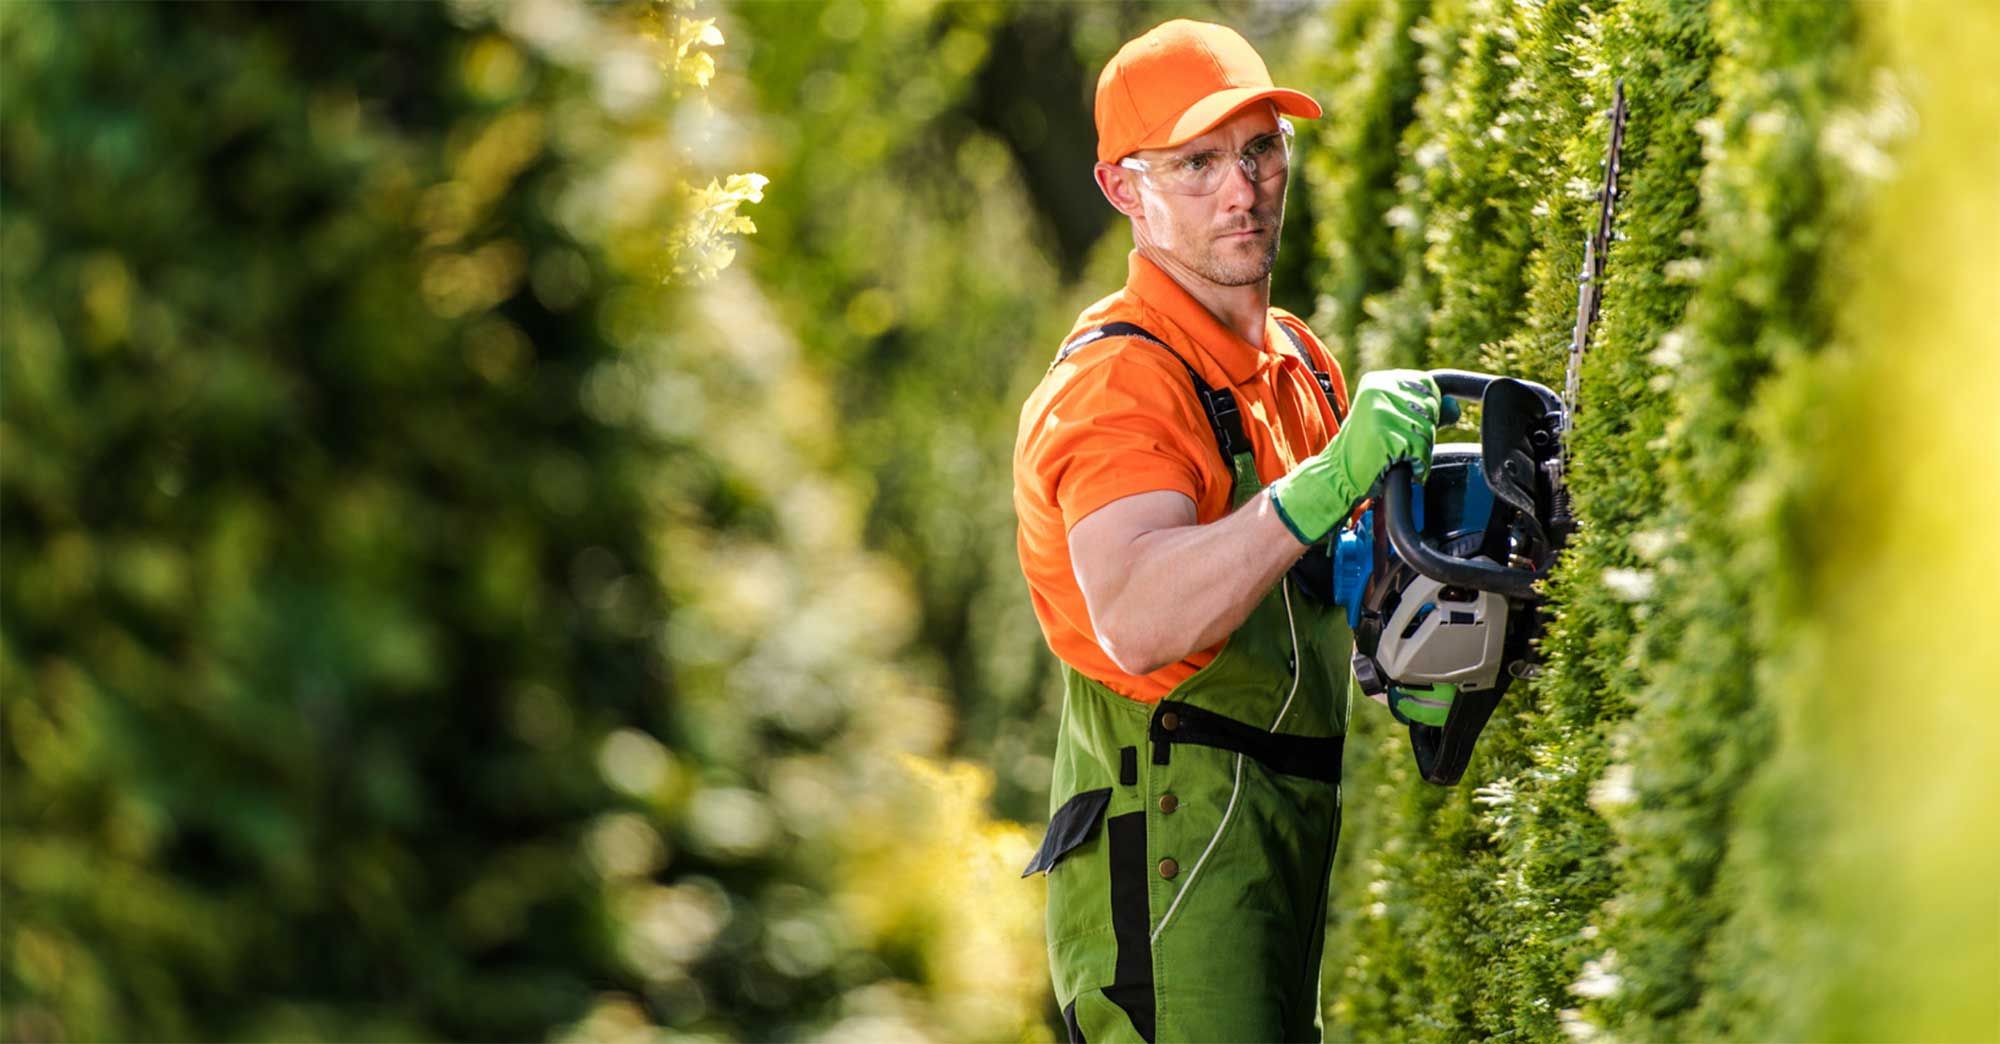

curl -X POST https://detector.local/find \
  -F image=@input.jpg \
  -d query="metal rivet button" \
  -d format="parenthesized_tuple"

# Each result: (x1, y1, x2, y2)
(1158, 793, 1179, 814)
(1160, 711, 1180, 732)
(1158, 858, 1179, 880)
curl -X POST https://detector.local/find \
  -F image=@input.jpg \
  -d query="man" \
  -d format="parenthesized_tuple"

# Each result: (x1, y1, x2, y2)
(1013, 20, 1441, 1043)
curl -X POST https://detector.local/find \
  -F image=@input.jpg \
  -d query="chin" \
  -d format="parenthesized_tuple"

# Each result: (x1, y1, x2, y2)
(1200, 252, 1277, 287)
(1206, 267, 1273, 288)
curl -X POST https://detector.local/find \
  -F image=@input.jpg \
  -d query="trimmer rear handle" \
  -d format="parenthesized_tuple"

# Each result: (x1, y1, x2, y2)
(1426, 369, 1562, 413)
(1378, 368, 1560, 602)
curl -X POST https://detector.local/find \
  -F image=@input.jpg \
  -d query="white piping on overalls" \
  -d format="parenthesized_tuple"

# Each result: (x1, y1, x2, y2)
(1151, 578, 1304, 944)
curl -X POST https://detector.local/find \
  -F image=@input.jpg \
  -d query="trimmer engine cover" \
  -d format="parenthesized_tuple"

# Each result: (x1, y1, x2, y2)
(1334, 374, 1567, 785)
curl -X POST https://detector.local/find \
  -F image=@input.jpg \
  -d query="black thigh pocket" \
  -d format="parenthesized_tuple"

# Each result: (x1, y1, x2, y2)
(1021, 788, 1113, 877)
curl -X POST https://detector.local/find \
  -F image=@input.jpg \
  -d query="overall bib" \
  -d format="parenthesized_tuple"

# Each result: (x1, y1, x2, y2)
(1024, 409, 1354, 1043)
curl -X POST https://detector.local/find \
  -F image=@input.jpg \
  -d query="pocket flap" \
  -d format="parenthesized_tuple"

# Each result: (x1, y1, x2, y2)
(1021, 787, 1113, 877)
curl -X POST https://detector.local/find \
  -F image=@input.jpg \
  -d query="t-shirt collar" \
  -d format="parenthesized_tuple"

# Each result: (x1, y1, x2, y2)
(1125, 250, 1273, 386)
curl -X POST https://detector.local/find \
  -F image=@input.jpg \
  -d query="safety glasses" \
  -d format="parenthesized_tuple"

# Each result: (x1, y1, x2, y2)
(1118, 119, 1294, 196)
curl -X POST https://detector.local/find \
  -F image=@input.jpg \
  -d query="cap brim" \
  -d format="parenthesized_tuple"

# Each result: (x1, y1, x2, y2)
(1136, 86, 1321, 156)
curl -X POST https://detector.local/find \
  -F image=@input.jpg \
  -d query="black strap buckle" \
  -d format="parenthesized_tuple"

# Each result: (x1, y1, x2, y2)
(1274, 320, 1346, 424)
(1148, 700, 1343, 783)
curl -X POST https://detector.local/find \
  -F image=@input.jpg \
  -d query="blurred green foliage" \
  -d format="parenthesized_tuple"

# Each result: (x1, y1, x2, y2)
(0, 0, 770, 1038)
(721, 0, 1065, 827)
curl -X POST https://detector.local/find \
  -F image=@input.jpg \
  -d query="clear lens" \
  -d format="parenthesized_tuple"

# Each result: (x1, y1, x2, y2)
(1121, 120, 1294, 196)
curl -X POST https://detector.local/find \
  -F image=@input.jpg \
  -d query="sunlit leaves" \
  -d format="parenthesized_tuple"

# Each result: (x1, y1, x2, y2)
(668, 171, 768, 283)
(644, 0, 727, 93)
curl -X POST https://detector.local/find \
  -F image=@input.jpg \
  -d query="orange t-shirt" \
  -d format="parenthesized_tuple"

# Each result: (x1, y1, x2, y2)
(1013, 251, 1351, 703)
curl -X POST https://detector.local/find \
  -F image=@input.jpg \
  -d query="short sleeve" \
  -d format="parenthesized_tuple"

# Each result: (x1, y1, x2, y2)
(1022, 343, 1214, 532)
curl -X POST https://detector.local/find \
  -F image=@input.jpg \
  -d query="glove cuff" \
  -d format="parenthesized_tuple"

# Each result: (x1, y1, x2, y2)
(1268, 454, 1361, 545)
(1267, 487, 1316, 546)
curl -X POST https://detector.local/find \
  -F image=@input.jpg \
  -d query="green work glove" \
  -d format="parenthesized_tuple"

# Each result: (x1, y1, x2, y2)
(1386, 682, 1457, 727)
(1269, 368, 1440, 544)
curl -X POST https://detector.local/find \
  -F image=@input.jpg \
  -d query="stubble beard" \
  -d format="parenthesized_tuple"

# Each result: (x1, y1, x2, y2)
(1194, 227, 1281, 287)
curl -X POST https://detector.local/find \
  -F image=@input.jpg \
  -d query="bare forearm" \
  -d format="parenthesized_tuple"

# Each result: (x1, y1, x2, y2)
(1088, 490, 1306, 674)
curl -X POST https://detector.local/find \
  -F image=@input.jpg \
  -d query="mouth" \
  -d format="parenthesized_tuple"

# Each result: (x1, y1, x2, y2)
(1220, 227, 1266, 240)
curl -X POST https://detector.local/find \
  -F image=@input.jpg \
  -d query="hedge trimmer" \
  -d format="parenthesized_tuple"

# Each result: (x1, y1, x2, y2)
(1327, 82, 1630, 785)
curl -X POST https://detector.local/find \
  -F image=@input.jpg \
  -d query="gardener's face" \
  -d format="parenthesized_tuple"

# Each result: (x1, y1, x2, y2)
(1117, 105, 1289, 288)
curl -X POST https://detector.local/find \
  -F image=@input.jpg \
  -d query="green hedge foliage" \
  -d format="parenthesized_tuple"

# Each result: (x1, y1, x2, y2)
(1300, 0, 1997, 1039)
(1297, 0, 1425, 369)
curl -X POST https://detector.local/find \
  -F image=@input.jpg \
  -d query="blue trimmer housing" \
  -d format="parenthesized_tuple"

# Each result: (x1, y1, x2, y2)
(1330, 371, 1566, 786)
(1331, 454, 1499, 629)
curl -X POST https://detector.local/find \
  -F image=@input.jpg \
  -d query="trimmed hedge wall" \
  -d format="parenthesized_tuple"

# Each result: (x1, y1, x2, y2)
(1300, 0, 1997, 1039)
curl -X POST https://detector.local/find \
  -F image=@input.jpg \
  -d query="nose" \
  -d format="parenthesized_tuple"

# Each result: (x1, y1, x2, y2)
(1217, 156, 1258, 210)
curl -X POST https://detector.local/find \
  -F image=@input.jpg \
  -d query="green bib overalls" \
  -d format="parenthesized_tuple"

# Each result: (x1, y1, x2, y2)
(1023, 329, 1354, 1043)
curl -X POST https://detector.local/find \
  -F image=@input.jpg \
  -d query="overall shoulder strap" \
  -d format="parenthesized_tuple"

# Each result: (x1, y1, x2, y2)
(1054, 322, 1251, 468)
(1274, 319, 1347, 425)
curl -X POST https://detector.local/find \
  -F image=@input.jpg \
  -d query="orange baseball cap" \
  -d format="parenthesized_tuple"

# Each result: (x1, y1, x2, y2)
(1094, 19, 1322, 164)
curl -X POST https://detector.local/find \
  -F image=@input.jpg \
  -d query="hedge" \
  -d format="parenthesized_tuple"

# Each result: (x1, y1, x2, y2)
(1298, 0, 1998, 1039)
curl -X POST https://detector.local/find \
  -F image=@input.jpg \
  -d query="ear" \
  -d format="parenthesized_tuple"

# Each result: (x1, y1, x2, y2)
(1093, 162, 1146, 220)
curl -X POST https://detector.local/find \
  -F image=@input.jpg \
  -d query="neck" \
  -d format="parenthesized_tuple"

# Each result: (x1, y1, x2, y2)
(1135, 243, 1271, 349)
